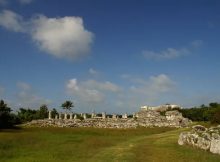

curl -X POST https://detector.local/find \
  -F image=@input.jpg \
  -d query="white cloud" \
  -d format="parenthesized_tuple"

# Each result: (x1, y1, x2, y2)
(15, 82, 52, 108)
(89, 68, 99, 75)
(149, 74, 176, 92)
(191, 40, 203, 48)
(83, 80, 121, 92)
(0, 10, 94, 60)
(66, 79, 120, 103)
(66, 79, 104, 103)
(18, 0, 34, 5)
(130, 74, 176, 95)
(143, 48, 189, 60)
(142, 40, 203, 61)
(65, 75, 176, 113)
(31, 15, 93, 60)
(17, 82, 31, 91)
(0, 10, 25, 32)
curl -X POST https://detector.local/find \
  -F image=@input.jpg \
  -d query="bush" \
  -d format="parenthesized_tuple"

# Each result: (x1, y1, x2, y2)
(180, 102, 220, 122)
(211, 110, 220, 124)
(0, 100, 18, 128)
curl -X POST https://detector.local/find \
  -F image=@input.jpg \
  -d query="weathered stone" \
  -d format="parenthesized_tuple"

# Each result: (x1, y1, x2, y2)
(123, 113, 128, 119)
(178, 132, 189, 145)
(83, 114, 87, 119)
(48, 111, 52, 119)
(59, 113, 62, 119)
(112, 114, 116, 119)
(64, 113, 67, 120)
(197, 136, 210, 150)
(178, 125, 220, 155)
(192, 125, 207, 133)
(24, 109, 190, 129)
(91, 113, 95, 118)
(69, 113, 73, 120)
(133, 113, 136, 118)
(102, 112, 106, 119)
(210, 139, 220, 154)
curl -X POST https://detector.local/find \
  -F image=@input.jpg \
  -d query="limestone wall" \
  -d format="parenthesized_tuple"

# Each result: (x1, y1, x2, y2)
(24, 110, 191, 128)
(178, 125, 220, 155)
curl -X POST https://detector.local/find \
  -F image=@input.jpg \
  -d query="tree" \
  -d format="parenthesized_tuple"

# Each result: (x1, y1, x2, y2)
(17, 108, 38, 122)
(209, 102, 219, 108)
(0, 100, 12, 128)
(61, 101, 74, 112)
(51, 108, 58, 118)
(37, 104, 49, 119)
(211, 110, 220, 124)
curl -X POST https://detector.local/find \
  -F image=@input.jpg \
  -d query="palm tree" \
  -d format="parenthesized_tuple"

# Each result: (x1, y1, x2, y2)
(61, 100, 74, 112)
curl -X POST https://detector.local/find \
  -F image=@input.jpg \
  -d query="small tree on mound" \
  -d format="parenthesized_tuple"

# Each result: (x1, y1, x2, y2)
(61, 101, 74, 112)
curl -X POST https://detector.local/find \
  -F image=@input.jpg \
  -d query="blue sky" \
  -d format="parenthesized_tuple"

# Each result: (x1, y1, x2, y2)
(0, 0, 220, 113)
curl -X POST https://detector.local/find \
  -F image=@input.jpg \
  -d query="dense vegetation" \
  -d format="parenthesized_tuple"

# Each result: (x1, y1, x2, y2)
(0, 100, 19, 128)
(180, 102, 220, 124)
(0, 99, 59, 128)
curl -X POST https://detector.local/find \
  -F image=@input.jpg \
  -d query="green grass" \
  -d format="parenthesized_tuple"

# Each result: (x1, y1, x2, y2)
(0, 126, 220, 162)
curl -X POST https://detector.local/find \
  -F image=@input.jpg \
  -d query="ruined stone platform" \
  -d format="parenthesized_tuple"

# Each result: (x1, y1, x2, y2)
(25, 110, 191, 129)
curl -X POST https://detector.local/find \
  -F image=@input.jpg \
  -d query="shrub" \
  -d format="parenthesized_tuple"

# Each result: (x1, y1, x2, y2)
(211, 110, 220, 124)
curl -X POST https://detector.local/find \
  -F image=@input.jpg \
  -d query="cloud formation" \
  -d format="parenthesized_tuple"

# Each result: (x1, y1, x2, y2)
(89, 68, 99, 75)
(0, 10, 93, 60)
(66, 79, 120, 103)
(65, 74, 177, 113)
(31, 15, 93, 59)
(130, 74, 176, 95)
(143, 48, 190, 60)
(16, 82, 51, 108)
(191, 40, 203, 48)
(0, 10, 25, 32)
(142, 40, 203, 61)
(17, 82, 31, 91)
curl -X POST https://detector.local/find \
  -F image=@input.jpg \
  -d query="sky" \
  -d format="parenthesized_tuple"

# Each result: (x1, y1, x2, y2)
(0, 0, 220, 113)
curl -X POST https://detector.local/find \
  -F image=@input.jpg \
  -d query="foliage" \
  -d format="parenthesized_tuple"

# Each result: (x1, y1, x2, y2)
(51, 108, 58, 118)
(17, 104, 49, 122)
(0, 100, 11, 128)
(211, 110, 220, 124)
(61, 100, 74, 112)
(17, 108, 38, 122)
(180, 102, 220, 123)
(37, 104, 49, 119)
(0, 100, 19, 128)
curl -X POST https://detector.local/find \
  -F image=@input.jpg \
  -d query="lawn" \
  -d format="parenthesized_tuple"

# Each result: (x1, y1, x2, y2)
(0, 126, 220, 162)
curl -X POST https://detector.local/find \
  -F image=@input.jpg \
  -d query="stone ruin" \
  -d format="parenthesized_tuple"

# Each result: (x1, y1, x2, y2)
(178, 125, 220, 155)
(24, 108, 191, 129)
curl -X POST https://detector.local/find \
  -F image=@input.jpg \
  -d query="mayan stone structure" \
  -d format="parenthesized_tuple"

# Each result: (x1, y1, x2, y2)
(25, 109, 191, 129)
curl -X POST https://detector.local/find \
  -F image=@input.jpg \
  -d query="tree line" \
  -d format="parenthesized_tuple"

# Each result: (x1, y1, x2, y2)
(1, 99, 220, 129)
(0, 99, 74, 128)
(180, 102, 220, 124)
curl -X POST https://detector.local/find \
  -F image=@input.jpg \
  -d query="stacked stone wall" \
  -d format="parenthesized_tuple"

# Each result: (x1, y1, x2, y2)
(178, 125, 220, 155)
(24, 110, 191, 128)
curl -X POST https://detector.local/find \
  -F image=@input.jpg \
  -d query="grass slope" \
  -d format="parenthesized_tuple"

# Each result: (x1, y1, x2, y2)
(0, 127, 220, 162)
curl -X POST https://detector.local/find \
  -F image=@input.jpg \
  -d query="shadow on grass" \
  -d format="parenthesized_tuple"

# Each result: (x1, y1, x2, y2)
(0, 125, 22, 132)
